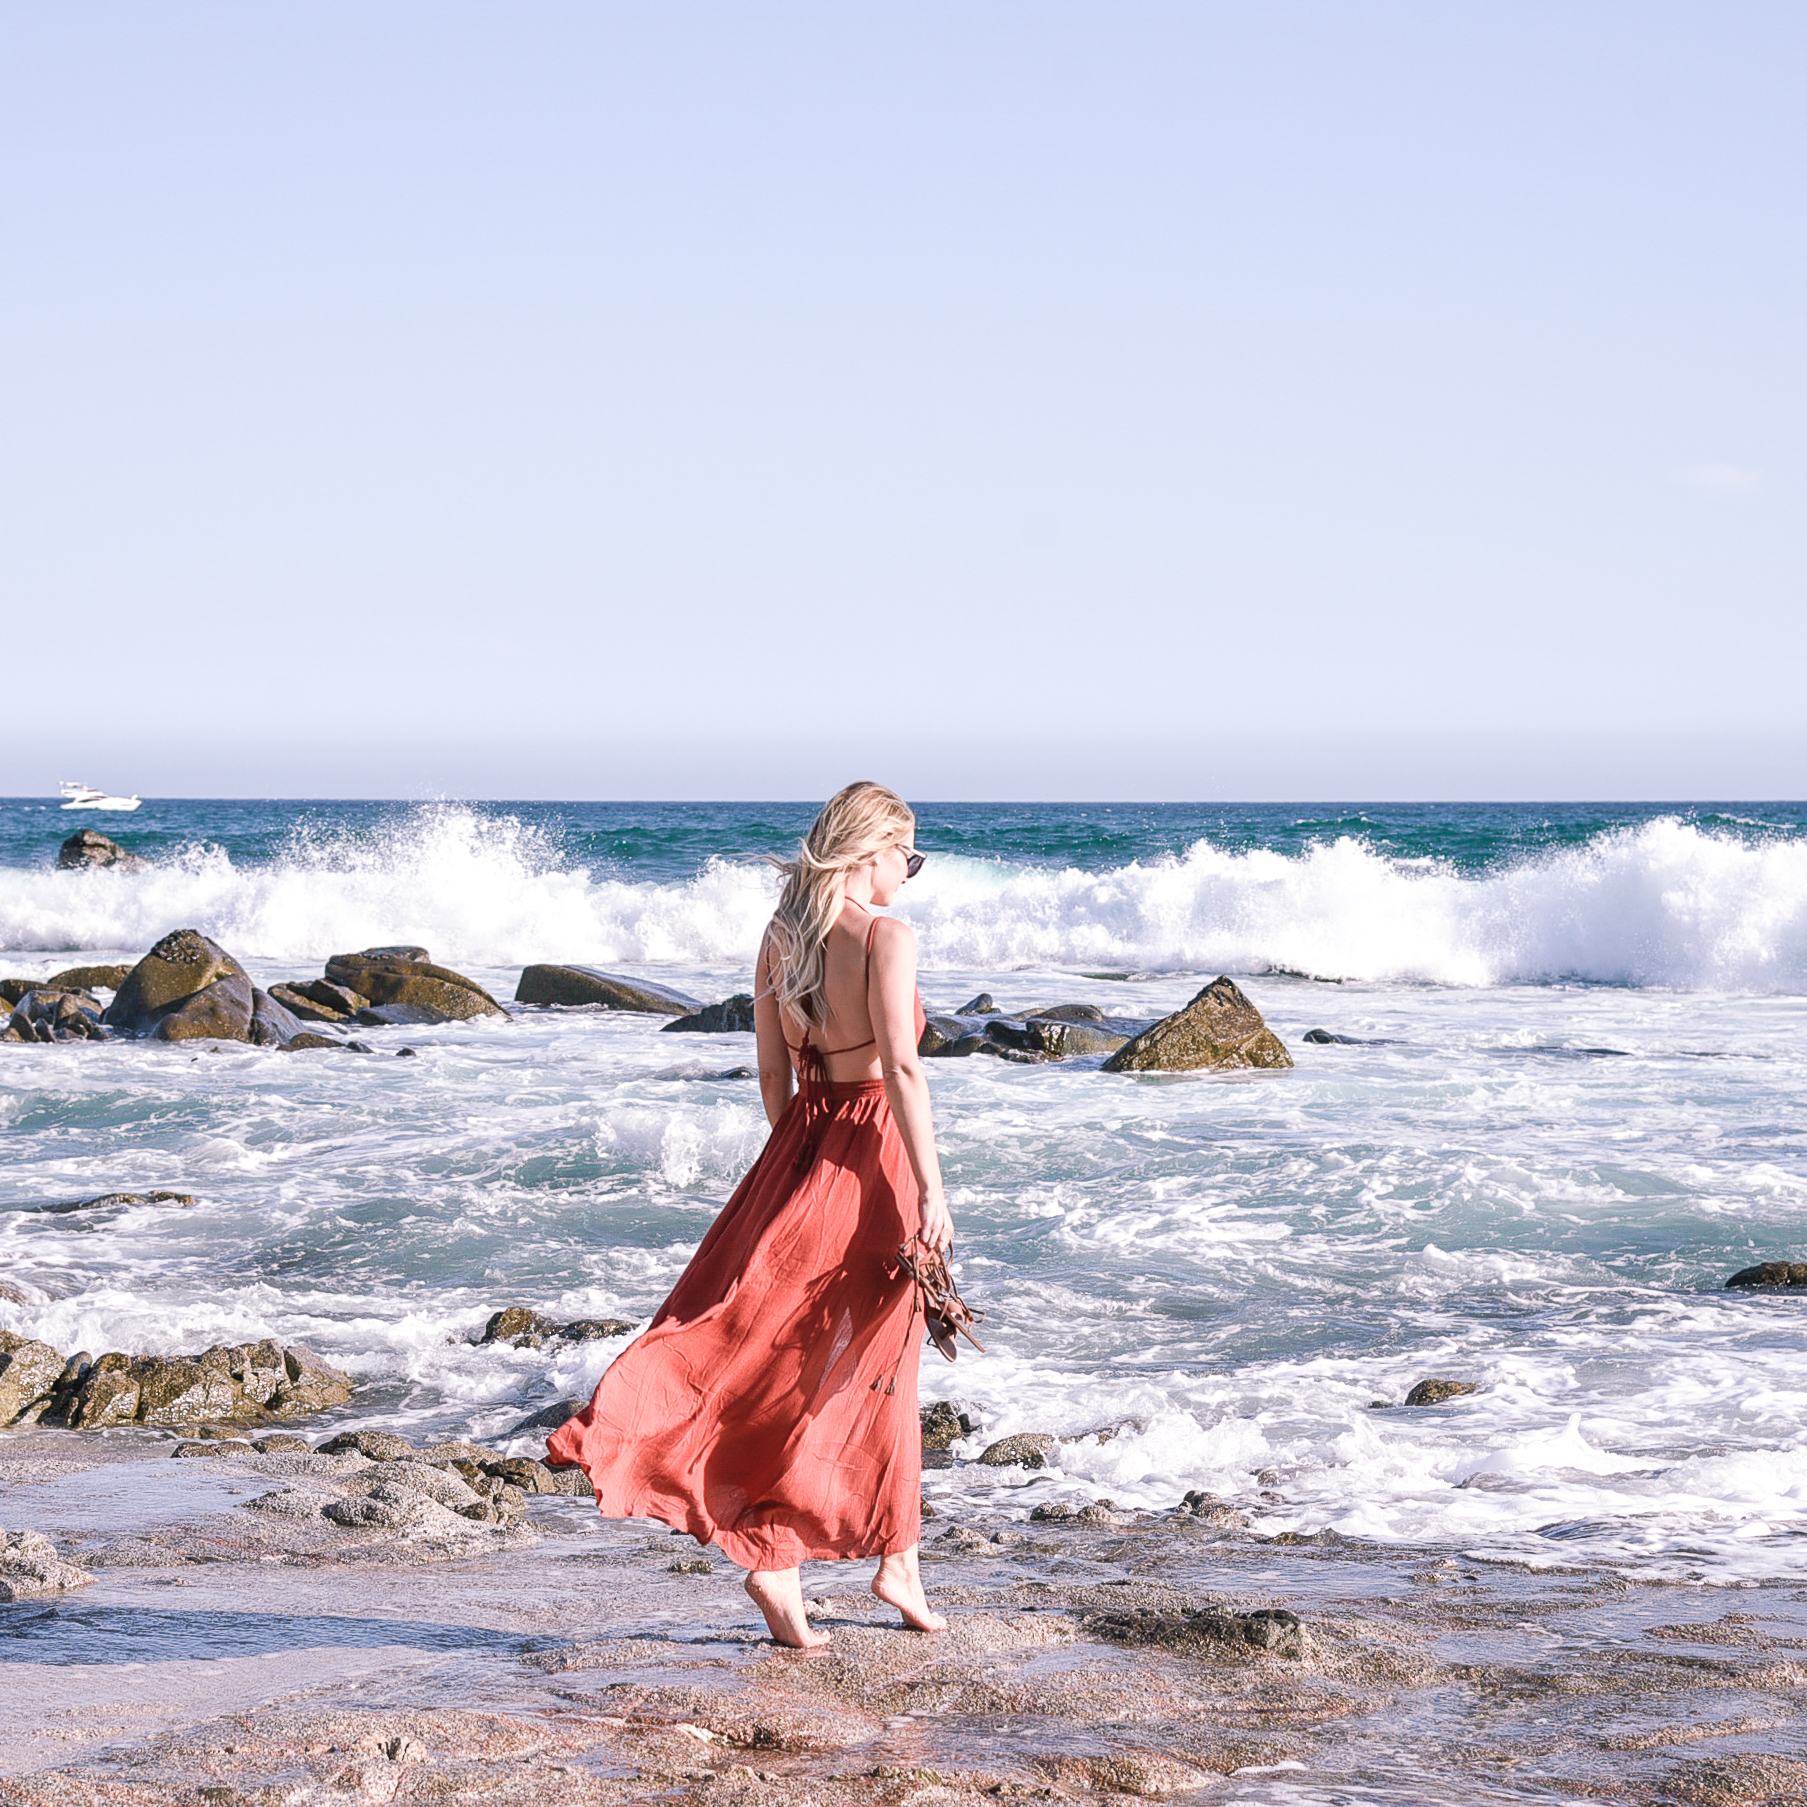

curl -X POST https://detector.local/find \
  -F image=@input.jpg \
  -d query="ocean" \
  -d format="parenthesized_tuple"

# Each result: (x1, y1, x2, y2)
(5, 796, 1807, 1588)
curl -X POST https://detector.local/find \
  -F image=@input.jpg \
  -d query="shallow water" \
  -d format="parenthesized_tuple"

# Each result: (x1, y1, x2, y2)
(4, 798, 1807, 1588)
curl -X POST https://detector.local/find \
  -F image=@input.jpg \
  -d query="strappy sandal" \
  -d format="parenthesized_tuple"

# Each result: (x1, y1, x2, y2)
(898, 1237, 986, 1361)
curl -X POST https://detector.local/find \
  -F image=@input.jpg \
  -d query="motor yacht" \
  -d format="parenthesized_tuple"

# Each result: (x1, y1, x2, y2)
(59, 780, 142, 812)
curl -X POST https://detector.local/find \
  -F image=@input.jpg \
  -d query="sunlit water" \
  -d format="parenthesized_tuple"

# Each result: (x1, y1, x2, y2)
(4, 797, 1807, 1585)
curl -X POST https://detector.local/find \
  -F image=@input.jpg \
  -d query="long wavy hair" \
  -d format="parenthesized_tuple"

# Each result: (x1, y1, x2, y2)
(766, 782, 915, 1029)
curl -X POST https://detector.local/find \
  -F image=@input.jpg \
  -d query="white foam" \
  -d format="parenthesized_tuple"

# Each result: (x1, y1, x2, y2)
(3, 806, 1805, 990)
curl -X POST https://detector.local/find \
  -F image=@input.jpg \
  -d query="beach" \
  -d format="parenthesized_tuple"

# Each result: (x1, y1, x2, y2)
(5, 798, 1807, 1802)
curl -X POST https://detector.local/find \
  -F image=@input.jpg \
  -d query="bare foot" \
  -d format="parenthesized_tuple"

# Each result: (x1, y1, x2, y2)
(745, 1569, 831, 1649)
(872, 1544, 946, 1632)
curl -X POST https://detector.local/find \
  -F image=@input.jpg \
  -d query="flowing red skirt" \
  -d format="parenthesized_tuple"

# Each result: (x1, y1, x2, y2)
(546, 1075, 924, 1571)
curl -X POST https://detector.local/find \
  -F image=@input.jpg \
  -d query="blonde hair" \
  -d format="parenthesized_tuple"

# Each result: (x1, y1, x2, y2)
(766, 782, 915, 1029)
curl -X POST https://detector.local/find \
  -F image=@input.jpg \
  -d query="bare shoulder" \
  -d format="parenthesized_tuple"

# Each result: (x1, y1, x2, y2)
(870, 914, 917, 959)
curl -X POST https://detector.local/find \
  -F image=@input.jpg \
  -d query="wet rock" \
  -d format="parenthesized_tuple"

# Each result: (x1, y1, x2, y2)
(480, 1307, 631, 1349)
(0, 978, 39, 1005)
(918, 1014, 982, 1056)
(103, 929, 256, 1042)
(43, 1340, 353, 1428)
(957, 993, 1000, 1015)
(2, 987, 110, 1042)
(268, 980, 366, 1023)
(1025, 1003, 1108, 1023)
(1029, 1499, 1125, 1525)
(977, 1431, 1057, 1469)
(23, 1190, 195, 1215)
(1303, 1028, 1362, 1044)
(1087, 1604, 1305, 1660)
(172, 1439, 254, 1457)
(1404, 1378, 1480, 1406)
(282, 1030, 369, 1053)
(319, 951, 503, 1023)
(248, 987, 312, 1048)
(508, 1397, 587, 1436)
(514, 964, 702, 1015)
(1179, 1489, 1248, 1529)
(0, 1529, 95, 1601)
(1725, 1261, 1807, 1289)
(58, 828, 148, 872)
(920, 1400, 974, 1450)
(0, 1334, 66, 1425)
(318, 1429, 417, 1461)
(46, 964, 134, 992)
(481, 1456, 562, 1495)
(662, 994, 757, 1033)
(252, 1433, 313, 1454)
(1102, 976, 1292, 1074)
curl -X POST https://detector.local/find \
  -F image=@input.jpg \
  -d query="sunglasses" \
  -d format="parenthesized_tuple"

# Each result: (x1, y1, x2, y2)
(903, 848, 925, 879)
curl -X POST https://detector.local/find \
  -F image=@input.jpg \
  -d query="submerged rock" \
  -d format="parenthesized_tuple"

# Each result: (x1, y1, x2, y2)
(0, 1529, 94, 1602)
(45, 963, 133, 992)
(58, 829, 148, 872)
(1087, 1604, 1305, 1660)
(1303, 1028, 1362, 1044)
(977, 1431, 1057, 1469)
(920, 1012, 1130, 1063)
(103, 929, 255, 1042)
(515, 964, 702, 1014)
(1102, 976, 1292, 1074)
(1403, 1378, 1480, 1406)
(508, 1398, 587, 1436)
(323, 950, 503, 1023)
(21, 1191, 195, 1215)
(662, 994, 757, 1033)
(1725, 1261, 1807, 1289)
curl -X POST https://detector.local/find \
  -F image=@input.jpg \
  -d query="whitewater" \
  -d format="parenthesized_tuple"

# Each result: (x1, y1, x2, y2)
(4, 797, 1807, 1589)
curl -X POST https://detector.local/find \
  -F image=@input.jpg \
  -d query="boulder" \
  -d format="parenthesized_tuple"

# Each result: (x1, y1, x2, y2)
(323, 951, 503, 1022)
(0, 979, 38, 1005)
(355, 1003, 452, 1027)
(508, 1398, 587, 1436)
(269, 979, 366, 1023)
(1302, 1028, 1362, 1045)
(920, 1401, 973, 1450)
(0, 1334, 66, 1425)
(662, 994, 757, 1034)
(284, 1031, 371, 1053)
(1101, 977, 1292, 1074)
(318, 1428, 417, 1461)
(46, 964, 133, 992)
(249, 988, 312, 1048)
(957, 993, 1001, 1015)
(102, 930, 256, 1042)
(514, 965, 702, 1015)
(919, 1013, 1129, 1063)
(1726, 1262, 1807, 1289)
(0, 1529, 94, 1602)
(1403, 1378, 1479, 1406)
(3, 988, 110, 1042)
(1025, 1003, 1108, 1024)
(37, 1339, 353, 1429)
(58, 829, 148, 873)
(976, 1431, 1057, 1469)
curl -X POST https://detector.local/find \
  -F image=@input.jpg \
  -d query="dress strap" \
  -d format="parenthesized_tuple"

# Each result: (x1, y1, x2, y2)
(792, 909, 883, 1066)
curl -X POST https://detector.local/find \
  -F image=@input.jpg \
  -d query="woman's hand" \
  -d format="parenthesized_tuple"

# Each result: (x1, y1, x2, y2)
(917, 1186, 955, 1254)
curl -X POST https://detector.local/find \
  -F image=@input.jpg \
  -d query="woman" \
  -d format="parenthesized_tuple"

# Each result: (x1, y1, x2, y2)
(548, 782, 955, 1649)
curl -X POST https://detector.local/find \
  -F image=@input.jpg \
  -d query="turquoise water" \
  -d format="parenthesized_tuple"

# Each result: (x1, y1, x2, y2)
(3, 796, 1807, 1583)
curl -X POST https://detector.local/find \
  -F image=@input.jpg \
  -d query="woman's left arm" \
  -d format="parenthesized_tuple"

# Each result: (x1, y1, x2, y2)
(752, 932, 796, 1128)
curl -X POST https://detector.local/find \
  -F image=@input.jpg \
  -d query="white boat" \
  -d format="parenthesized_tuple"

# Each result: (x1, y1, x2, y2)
(59, 780, 142, 812)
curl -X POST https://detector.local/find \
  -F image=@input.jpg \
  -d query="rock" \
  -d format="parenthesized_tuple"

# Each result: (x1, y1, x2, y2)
(3, 987, 110, 1042)
(1404, 1378, 1480, 1406)
(282, 1031, 369, 1052)
(976, 1431, 1057, 1469)
(507, 1398, 587, 1436)
(1025, 1003, 1108, 1023)
(482, 1456, 562, 1494)
(102, 930, 256, 1042)
(1102, 977, 1293, 1074)
(1726, 1262, 1807, 1289)
(919, 1013, 1128, 1063)
(26, 1191, 196, 1214)
(558, 1318, 634, 1343)
(1179, 1489, 1247, 1529)
(957, 993, 1001, 1015)
(0, 979, 38, 1005)
(0, 1335, 66, 1425)
(248, 987, 312, 1048)
(918, 1014, 980, 1056)
(1086, 1605, 1305, 1660)
(252, 1433, 312, 1453)
(1303, 1028, 1361, 1044)
(661, 994, 757, 1034)
(173, 1439, 253, 1457)
(0, 1529, 95, 1601)
(318, 1429, 417, 1461)
(514, 965, 702, 1015)
(320, 951, 502, 1023)
(268, 980, 365, 1023)
(481, 1307, 558, 1346)
(343, 1462, 485, 1513)
(920, 1401, 973, 1450)
(58, 829, 148, 872)
(1029, 1500, 1124, 1525)
(45, 964, 133, 992)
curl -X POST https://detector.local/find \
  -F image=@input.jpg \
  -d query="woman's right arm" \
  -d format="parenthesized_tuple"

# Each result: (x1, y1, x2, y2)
(869, 917, 954, 1252)
(753, 932, 796, 1128)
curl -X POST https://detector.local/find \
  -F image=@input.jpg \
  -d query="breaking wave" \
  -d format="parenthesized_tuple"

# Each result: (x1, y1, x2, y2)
(2, 805, 1805, 990)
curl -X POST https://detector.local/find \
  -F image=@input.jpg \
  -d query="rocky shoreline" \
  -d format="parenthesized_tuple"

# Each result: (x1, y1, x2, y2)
(3, 1421, 1805, 1804)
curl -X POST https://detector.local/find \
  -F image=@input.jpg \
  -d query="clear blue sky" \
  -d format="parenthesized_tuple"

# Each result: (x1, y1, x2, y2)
(2, 3, 1801, 799)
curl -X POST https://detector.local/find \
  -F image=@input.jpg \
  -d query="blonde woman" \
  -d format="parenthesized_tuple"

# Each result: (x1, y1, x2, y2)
(549, 783, 954, 1648)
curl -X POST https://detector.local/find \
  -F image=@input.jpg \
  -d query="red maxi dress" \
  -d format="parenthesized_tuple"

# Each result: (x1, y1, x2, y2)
(547, 958, 928, 1572)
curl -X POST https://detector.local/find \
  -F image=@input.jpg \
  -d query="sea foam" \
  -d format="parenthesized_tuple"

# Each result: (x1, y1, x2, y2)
(2, 804, 1804, 990)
